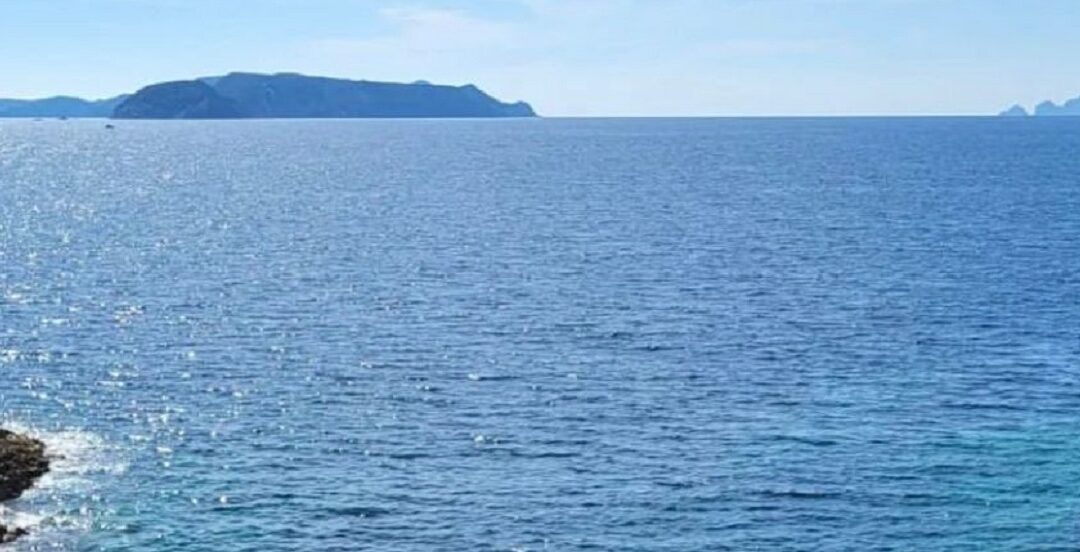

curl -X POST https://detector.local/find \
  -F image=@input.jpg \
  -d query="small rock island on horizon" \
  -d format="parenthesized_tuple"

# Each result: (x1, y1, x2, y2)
(999, 94, 1080, 117)
(0, 72, 536, 120)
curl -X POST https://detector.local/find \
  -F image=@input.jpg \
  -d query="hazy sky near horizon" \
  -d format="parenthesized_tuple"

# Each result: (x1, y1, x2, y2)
(1, 0, 1079, 116)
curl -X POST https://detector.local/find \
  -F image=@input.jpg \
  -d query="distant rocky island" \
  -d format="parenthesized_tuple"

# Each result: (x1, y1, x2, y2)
(0, 73, 536, 119)
(0, 96, 128, 118)
(999, 95, 1080, 117)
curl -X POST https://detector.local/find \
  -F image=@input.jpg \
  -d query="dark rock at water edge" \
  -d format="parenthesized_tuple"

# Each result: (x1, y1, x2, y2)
(0, 429, 50, 544)
(0, 429, 48, 502)
(0, 526, 27, 545)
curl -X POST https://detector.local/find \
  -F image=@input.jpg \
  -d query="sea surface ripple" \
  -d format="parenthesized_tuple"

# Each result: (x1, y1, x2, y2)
(1, 118, 1080, 551)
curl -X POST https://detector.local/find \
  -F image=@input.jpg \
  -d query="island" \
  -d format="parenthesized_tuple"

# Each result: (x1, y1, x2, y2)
(0, 96, 127, 118)
(115, 73, 536, 119)
(0, 429, 49, 544)
(1033, 97, 1080, 116)
(998, 104, 1028, 117)
(112, 80, 242, 119)
(0, 72, 537, 120)
(998, 95, 1080, 117)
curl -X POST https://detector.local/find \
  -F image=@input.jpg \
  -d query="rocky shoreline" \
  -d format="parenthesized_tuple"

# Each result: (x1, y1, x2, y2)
(0, 430, 49, 544)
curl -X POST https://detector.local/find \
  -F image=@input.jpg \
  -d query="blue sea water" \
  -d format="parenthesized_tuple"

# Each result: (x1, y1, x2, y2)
(1, 117, 1080, 551)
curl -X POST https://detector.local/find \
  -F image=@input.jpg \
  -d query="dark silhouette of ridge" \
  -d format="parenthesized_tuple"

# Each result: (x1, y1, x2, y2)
(115, 72, 537, 119)
(0, 95, 127, 118)
(112, 81, 242, 119)
(0, 73, 536, 119)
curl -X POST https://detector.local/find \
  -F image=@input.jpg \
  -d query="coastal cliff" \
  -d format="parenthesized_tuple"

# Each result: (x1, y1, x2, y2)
(112, 81, 242, 119)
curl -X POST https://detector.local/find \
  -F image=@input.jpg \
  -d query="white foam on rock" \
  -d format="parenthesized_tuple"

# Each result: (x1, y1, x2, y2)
(0, 421, 126, 547)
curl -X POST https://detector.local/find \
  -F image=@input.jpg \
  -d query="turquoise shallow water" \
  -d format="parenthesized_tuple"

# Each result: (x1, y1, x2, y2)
(2, 118, 1080, 551)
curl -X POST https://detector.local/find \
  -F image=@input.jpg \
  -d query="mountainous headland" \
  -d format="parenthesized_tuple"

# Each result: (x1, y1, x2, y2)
(112, 80, 243, 119)
(1, 73, 536, 120)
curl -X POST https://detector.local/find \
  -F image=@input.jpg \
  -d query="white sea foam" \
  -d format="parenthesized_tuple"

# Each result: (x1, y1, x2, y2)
(0, 422, 126, 547)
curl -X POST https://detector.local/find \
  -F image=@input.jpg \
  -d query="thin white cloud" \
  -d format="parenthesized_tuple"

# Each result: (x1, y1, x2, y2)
(308, 7, 516, 59)
(285, 0, 984, 116)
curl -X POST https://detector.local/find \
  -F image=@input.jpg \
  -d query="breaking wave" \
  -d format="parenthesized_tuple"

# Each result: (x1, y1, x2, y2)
(0, 421, 126, 549)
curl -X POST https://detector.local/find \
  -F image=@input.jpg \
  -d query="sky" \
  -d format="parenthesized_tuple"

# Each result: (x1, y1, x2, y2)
(1, 0, 1080, 116)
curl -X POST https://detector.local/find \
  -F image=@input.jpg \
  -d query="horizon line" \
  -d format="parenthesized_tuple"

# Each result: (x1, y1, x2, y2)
(2, 114, 1061, 120)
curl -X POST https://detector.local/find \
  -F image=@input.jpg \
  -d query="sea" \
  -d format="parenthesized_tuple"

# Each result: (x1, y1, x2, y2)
(1, 117, 1080, 551)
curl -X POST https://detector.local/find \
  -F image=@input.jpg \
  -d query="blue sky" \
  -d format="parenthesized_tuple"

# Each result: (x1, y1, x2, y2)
(2, 0, 1080, 116)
